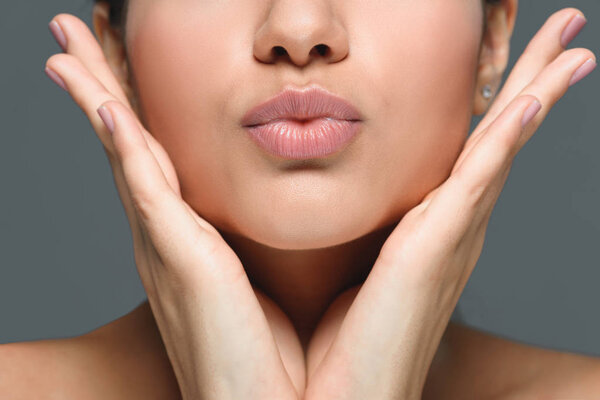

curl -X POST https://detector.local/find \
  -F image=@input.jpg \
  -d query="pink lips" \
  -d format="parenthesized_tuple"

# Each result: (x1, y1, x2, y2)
(241, 86, 363, 159)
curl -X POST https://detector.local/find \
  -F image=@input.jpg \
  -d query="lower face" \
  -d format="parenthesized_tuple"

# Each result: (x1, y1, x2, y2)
(124, 0, 484, 250)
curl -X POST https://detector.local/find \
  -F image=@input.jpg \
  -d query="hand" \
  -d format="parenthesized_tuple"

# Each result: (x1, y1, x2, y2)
(44, 13, 306, 400)
(304, 8, 596, 400)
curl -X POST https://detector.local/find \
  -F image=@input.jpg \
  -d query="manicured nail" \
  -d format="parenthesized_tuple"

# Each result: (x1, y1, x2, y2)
(44, 66, 68, 91)
(97, 106, 115, 134)
(569, 58, 597, 87)
(560, 14, 587, 48)
(521, 99, 542, 128)
(48, 20, 68, 52)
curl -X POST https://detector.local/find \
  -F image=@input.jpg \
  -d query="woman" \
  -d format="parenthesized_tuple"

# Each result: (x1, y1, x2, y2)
(2, 0, 599, 398)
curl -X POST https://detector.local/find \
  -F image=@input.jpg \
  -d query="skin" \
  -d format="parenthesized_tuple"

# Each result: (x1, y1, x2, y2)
(1, 0, 599, 399)
(116, 0, 497, 347)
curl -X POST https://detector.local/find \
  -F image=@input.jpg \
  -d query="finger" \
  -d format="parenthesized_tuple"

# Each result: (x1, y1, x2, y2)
(97, 100, 226, 278)
(49, 13, 131, 107)
(513, 49, 596, 149)
(460, 47, 596, 183)
(434, 96, 540, 237)
(436, 48, 596, 236)
(46, 53, 121, 152)
(99, 103, 299, 399)
(453, 46, 596, 182)
(47, 13, 182, 215)
(462, 8, 587, 160)
(481, 8, 586, 129)
(44, 53, 183, 252)
(45, 53, 182, 196)
(45, 53, 147, 249)
(453, 94, 540, 202)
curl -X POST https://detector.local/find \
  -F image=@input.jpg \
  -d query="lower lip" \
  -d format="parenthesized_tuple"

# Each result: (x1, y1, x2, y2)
(244, 118, 361, 159)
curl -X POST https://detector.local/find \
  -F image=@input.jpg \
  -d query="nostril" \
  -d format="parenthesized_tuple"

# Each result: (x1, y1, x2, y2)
(273, 46, 287, 57)
(313, 44, 329, 57)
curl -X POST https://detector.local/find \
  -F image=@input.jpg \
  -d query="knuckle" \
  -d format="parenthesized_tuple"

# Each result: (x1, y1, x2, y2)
(128, 175, 171, 224)
(130, 190, 158, 223)
(464, 178, 488, 206)
(448, 172, 486, 207)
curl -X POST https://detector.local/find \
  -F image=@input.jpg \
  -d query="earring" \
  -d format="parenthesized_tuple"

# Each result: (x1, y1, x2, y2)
(482, 84, 493, 100)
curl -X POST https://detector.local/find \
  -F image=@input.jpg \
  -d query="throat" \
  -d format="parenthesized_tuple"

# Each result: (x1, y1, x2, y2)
(219, 223, 397, 347)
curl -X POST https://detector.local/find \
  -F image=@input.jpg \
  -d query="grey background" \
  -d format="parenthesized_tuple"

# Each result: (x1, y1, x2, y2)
(1, 0, 599, 357)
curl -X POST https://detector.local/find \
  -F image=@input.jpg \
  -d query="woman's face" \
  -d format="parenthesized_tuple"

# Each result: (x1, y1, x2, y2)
(124, 0, 485, 250)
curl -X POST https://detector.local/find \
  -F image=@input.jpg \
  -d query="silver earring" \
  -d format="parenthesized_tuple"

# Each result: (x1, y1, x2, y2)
(482, 84, 493, 100)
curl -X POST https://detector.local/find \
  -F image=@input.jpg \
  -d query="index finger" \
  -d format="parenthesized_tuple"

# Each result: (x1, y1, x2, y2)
(434, 48, 596, 239)
(49, 10, 131, 108)
(466, 8, 586, 148)
(453, 8, 588, 176)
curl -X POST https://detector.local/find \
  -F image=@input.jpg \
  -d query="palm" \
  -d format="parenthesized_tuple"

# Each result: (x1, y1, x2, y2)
(135, 130, 307, 394)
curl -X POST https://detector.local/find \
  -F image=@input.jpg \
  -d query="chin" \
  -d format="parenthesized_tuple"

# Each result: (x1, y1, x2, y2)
(218, 201, 394, 251)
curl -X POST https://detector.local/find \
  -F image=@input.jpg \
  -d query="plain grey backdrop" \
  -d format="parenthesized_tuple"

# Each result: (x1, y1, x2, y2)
(1, 1, 599, 356)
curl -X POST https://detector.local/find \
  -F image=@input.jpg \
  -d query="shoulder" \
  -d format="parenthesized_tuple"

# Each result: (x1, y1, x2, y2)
(0, 301, 181, 400)
(423, 322, 600, 399)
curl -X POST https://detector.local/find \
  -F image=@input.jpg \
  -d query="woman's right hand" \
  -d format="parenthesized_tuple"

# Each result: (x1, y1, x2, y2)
(44, 12, 305, 400)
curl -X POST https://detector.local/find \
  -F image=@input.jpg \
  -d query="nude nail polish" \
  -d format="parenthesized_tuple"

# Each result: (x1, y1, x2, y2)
(97, 106, 115, 134)
(521, 99, 541, 128)
(560, 14, 587, 48)
(45, 67, 67, 91)
(48, 20, 68, 52)
(569, 58, 597, 87)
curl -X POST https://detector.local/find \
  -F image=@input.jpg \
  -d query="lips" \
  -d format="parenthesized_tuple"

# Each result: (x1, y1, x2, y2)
(241, 85, 363, 159)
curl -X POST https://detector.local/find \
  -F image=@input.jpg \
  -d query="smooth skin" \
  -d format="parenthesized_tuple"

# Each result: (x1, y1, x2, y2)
(2, 1, 600, 399)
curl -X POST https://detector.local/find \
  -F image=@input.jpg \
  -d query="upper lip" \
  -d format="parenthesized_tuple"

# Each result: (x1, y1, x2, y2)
(241, 85, 363, 127)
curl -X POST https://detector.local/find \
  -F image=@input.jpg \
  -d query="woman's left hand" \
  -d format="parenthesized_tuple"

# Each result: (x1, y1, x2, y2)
(304, 8, 596, 400)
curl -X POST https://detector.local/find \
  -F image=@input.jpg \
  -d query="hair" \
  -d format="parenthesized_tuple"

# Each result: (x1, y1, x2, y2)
(100, 0, 128, 30)
(95, 0, 502, 33)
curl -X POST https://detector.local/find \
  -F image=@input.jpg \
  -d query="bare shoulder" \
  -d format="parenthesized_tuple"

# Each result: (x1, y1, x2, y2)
(0, 302, 181, 400)
(423, 321, 600, 399)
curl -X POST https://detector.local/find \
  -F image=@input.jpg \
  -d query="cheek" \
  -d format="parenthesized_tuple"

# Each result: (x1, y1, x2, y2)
(126, 2, 253, 230)
(127, 2, 245, 137)
(352, 2, 482, 218)
(122, 0, 485, 248)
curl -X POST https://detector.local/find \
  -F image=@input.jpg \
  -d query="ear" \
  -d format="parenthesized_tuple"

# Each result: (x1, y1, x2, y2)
(473, 0, 518, 116)
(92, 2, 136, 109)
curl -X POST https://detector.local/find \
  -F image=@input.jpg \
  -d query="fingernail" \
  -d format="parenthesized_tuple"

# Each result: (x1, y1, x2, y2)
(48, 20, 68, 52)
(97, 106, 115, 134)
(521, 99, 542, 128)
(44, 66, 68, 91)
(569, 58, 597, 87)
(560, 14, 587, 48)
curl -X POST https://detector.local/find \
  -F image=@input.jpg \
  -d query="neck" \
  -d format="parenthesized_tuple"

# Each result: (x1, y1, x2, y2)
(220, 223, 397, 346)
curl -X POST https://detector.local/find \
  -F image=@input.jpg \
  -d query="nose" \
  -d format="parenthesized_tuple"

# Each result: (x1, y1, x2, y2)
(253, 0, 350, 67)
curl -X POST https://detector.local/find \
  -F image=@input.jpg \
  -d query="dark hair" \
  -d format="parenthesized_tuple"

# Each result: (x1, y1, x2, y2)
(96, 0, 502, 32)
(100, 0, 128, 31)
